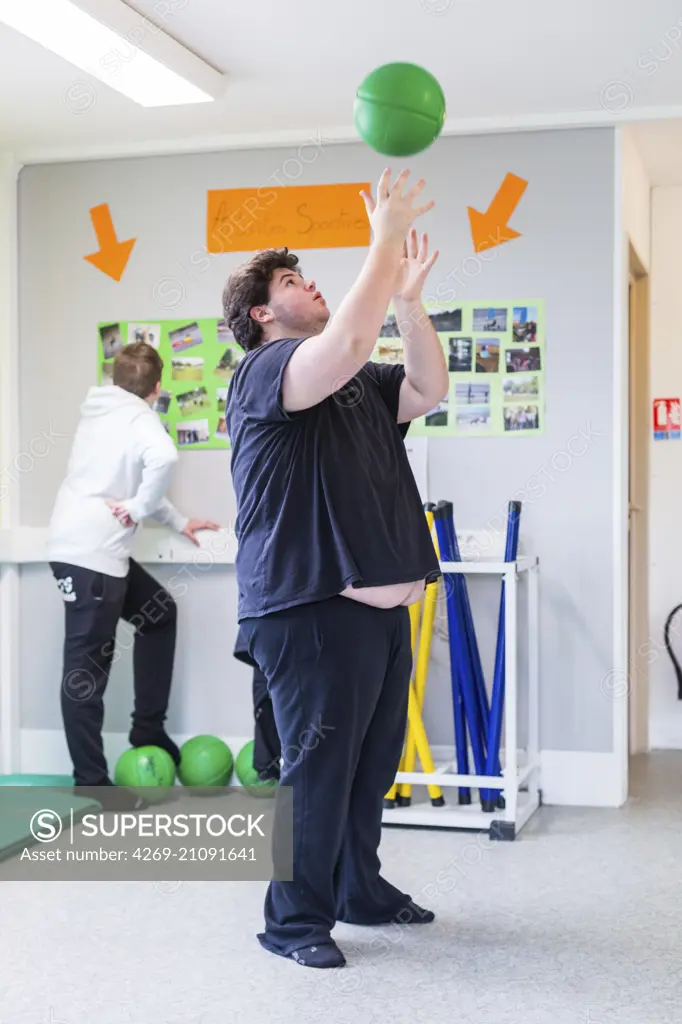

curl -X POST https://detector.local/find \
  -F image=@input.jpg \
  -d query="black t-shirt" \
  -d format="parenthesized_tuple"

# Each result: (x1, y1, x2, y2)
(225, 337, 441, 621)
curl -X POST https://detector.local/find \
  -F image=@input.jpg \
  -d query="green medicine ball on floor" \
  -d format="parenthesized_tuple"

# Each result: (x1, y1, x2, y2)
(235, 740, 277, 797)
(114, 745, 176, 796)
(178, 735, 234, 787)
(353, 62, 446, 157)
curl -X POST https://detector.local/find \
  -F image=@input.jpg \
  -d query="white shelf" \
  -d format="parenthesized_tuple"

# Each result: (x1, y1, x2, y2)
(382, 556, 541, 839)
(439, 555, 537, 574)
(0, 527, 237, 565)
(0, 528, 532, 573)
(383, 788, 540, 833)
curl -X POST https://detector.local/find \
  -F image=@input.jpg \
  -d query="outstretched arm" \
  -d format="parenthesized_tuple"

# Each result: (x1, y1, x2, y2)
(148, 497, 189, 533)
(392, 229, 449, 422)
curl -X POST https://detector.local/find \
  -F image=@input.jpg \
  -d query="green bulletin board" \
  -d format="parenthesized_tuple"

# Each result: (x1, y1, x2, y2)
(98, 298, 544, 448)
(98, 318, 246, 450)
(371, 299, 545, 438)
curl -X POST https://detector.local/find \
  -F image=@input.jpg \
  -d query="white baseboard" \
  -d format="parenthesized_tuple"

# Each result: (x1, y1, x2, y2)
(18, 729, 253, 780)
(429, 744, 624, 808)
(17, 731, 626, 808)
(539, 749, 626, 807)
(649, 718, 682, 750)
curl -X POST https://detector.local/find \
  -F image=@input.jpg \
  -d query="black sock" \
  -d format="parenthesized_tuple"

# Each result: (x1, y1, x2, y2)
(129, 726, 181, 766)
(392, 900, 435, 925)
(257, 934, 346, 969)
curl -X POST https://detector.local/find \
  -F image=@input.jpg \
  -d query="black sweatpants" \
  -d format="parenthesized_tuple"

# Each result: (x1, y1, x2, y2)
(233, 629, 282, 781)
(50, 559, 177, 786)
(240, 595, 413, 955)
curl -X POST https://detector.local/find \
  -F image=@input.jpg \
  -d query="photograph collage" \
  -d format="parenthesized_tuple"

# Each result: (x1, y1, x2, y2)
(98, 300, 544, 450)
(372, 299, 545, 437)
(98, 318, 246, 450)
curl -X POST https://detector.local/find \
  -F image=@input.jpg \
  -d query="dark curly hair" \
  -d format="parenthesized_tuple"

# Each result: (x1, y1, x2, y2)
(222, 248, 300, 351)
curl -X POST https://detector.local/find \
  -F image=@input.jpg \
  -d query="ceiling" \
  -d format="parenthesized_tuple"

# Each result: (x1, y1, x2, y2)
(5, 0, 682, 161)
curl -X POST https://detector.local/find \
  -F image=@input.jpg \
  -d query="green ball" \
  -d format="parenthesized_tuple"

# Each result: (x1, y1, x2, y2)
(114, 746, 176, 794)
(353, 63, 446, 157)
(235, 740, 277, 798)
(178, 735, 233, 787)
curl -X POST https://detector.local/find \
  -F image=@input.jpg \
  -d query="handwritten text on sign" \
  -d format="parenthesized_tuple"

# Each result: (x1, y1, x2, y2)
(207, 183, 371, 253)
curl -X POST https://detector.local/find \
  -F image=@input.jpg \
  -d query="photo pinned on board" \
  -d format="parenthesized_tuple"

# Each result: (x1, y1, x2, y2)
(101, 361, 114, 383)
(504, 405, 540, 432)
(379, 313, 401, 338)
(448, 337, 473, 373)
(169, 321, 204, 355)
(172, 357, 204, 382)
(456, 405, 491, 435)
(473, 307, 508, 333)
(425, 392, 449, 428)
(455, 382, 491, 405)
(128, 323, 161, 349)
(503, 374, 540, 402)
(475, 341, 500, 373)
(215, 415, 229, 440)
(177, 386, 210, 417)
(512, 306, 538, 343)
(177, 419, 210, 447)
(216, 387, 229, 412)
(429, 307, 463, 333)
(99, 323, 123, 360)
(153, 389, 172, 415)
(214, 344, 244, 382)
(505, 347, 542, 373)
(217, 318, 236, 344)
(374, 337, 404, 365)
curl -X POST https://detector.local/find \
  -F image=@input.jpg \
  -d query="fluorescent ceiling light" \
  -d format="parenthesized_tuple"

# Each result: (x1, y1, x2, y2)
(0, 0, 226, 107)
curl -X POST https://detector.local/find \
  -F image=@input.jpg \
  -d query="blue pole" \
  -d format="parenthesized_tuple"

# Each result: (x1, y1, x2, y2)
(433, 504, 471, 804)
(481, 502, 522, 810)
(441, 504, 493, 754)
(435, 502, 489, 805)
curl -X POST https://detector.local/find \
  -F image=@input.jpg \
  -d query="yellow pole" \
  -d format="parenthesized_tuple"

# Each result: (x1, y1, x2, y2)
(406, 679, 443, 802)
(385, 510, 444, 807)
(384, 600, 422, 805)
(399, 577, 439, 802)
(398, 511, 443, 804)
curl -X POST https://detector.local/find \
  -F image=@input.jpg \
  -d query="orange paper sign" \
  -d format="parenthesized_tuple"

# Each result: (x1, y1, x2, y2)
(468, 173, 528, 254)
(84, 203, 136, 281)
(207, 183, 371, 253)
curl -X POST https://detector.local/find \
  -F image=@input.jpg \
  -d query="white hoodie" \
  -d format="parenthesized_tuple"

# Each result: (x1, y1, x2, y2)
(47, 385, 189, 577)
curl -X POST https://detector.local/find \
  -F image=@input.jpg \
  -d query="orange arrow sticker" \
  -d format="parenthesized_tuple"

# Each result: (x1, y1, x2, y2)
(468, 173, 528, 254)
(84, 203, 136, 281)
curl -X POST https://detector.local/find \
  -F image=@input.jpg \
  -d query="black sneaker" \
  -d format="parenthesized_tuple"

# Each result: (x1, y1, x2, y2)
(257, 933, 346, 969)
(287, 943, 346, 969)
(129, 727, 181, 766)
(391, 900, 435, 925)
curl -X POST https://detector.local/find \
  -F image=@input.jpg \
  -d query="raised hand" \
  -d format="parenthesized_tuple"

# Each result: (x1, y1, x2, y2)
(393, 228, 439, 302)
(360, 168, 435, 247)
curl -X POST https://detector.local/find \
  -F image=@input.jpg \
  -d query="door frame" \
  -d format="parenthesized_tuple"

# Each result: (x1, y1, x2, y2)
(628, 244, 650, 755)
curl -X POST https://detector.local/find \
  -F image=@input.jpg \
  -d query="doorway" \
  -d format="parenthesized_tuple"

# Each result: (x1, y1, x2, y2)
(628, 243, 650, 755)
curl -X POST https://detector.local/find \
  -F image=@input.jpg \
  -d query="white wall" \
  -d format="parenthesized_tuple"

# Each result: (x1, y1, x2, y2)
(622, 127, 651, 272)
(9, 128, 624, 803)
(649, 186, 682, 747)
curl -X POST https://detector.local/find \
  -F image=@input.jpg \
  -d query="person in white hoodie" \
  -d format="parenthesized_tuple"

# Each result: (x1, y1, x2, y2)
(48, 341, 218, 798)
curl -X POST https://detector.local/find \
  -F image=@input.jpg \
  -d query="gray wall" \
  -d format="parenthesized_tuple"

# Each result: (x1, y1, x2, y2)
(17, 128, 616, 751)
